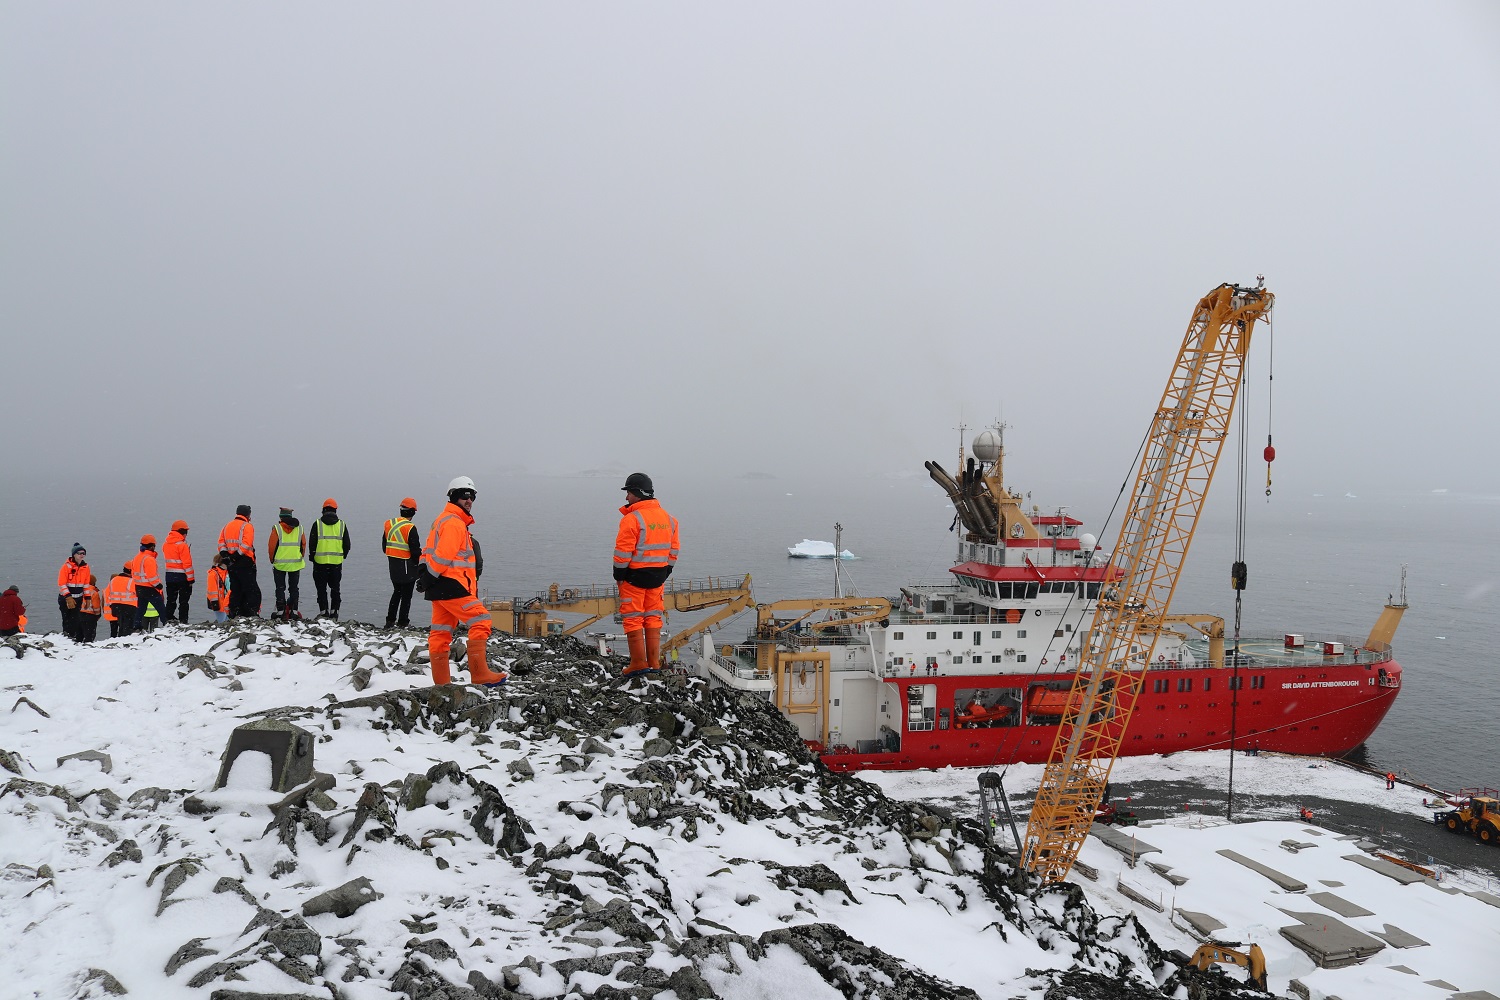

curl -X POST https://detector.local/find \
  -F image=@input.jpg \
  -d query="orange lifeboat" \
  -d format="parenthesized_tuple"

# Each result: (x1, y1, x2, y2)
(955, 701, 1013, 728)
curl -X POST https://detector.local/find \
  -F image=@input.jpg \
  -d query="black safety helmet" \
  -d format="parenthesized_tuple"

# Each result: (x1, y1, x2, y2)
(621, 472, 654, 498)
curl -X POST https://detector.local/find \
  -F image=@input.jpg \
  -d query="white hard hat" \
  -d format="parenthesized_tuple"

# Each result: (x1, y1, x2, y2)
(448, 476, 477, 493)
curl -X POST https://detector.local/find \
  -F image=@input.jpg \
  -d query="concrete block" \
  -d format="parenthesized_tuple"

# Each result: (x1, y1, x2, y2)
(1467, 890, 1500, 910)
(1340, 853, 1431, 886)
(1116, 876, 1164, 912)
(1278, 913, 1385, 968)
(1450, 992, 1500, 1000)
(1174, 909, 1226, 938)
(1307, 891, 1374, 918)
(1374, 924, 1428, 949)
(56, 750, 112, 773)
(214, 718, 315, 793)
(1089, 822, 1161, 861)
(1217, 849, 1308, 892)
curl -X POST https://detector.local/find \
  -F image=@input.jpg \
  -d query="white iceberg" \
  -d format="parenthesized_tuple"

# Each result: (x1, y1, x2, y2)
(787, 538, 857, 559)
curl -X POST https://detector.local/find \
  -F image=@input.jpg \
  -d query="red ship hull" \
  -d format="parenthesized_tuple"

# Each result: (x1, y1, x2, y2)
(820, 657, 1402, 772)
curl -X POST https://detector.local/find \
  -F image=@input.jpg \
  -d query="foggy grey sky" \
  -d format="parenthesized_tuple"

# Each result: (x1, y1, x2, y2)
(3, 4, 1497, 495)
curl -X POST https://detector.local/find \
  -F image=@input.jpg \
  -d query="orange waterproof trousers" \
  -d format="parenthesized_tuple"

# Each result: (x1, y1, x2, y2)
(617, 581, 663, 633)
(428, 596, 493, 684)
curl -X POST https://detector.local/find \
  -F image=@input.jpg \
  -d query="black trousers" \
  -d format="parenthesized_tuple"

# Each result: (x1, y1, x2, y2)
(58, 594, 77, 639)
(227, 556, 261, 617)
(135, 586, 166, 628)
(387, 576, 416, 626)
(165, 574, 193, 621)
(76, 613, 99, 643)
(273, 569, 301, 611)
(110, 605, 135, 637)
(312, 563, 343, 613)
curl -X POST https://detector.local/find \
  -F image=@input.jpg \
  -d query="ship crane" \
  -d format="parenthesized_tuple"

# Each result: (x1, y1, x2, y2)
(1020, 282, 1275, 883)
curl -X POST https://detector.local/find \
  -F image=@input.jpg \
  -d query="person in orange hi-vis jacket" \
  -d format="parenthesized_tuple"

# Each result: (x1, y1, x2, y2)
(162, 519, 195, 622)
(416, 476, 506, 687)
(103, 568, 137, 638)
(76, 574, 102, 643)
(206, 553, 232, 623)
(57, 542, 90, 640)
(218, 504, 260, 618)
(127, 535, 167, 632)
(612, 472, 680, 677)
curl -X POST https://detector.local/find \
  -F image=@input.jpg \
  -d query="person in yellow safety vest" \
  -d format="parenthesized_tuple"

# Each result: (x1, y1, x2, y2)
(383, 497, 421, 629)
(104, 568, 137, 638)
(206, 553, 232, 623)
(612, 472, 680, 678)
(267, 507, 305, 621)
(310, 498, 352, 620)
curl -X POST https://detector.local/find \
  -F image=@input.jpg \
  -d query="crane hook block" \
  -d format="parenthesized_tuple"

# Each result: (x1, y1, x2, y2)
(1231, 560, 1248, 591)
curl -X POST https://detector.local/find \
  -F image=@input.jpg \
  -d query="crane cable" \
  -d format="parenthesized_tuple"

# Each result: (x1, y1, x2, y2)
(1228, 303, 1274, 819)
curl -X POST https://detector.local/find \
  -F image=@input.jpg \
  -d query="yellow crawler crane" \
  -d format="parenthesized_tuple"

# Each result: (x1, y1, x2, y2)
(1022, 282, 1275, 883)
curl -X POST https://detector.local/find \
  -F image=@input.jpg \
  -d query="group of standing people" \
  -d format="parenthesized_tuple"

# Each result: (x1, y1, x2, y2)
(26, 472, 681, 686)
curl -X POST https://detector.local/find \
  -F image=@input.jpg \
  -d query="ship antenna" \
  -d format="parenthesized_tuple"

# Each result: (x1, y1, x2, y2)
(833, 522, 843, 599)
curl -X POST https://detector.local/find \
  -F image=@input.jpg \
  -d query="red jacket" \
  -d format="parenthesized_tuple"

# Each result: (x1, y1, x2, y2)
(0, 588, 23, 630)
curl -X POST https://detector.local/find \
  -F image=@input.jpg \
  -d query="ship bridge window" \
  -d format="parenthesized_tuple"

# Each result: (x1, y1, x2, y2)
(991, 655, 1004, 663)
(1203, 677, 1211, 692)
(991, 630, 1003, 638)
(1086, 583, 1101, 599)
(1153, 678, 1170, 693)
(973, 631, 982, 645)
(1017, 629, 1027, 638)
(1177, 678, 1193, 692)
(952, 656, 964, 665)
(892, 631, 904, 640)
(1251, 675, 1266, 690)
(926, 631, 937, 640)
(953, 631, 964, 639)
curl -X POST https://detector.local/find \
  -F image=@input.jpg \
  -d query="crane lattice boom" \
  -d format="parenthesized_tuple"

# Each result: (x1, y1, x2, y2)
(1021, 282, 1274, 883)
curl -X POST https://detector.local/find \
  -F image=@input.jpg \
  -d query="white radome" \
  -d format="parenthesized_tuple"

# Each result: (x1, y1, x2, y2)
(972, 429, 1002, 463)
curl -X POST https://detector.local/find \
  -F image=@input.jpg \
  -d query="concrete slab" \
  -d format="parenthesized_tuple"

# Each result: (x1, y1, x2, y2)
(1318, 880, 1345, 887)
(1145, 860, 1188, 885)
(1300, 827, 1325, 836)
(1281, 839, 1318, 853)
(1217, 848, 1308, 892)
(1467, 890, 1500, 910)
(1388, 965, 1418, 974)
(1423, 981, 1457, 991)
(1089, 822, 1161, 860)
(1278, 914, 1386, 968)
(1373, 923, 1429, 949)
(1174, 909, 1226, 938)
(1307, 891, 1374, 918)
(1450, 992, 1500, 1000)
(1340, 853, 1432, 886)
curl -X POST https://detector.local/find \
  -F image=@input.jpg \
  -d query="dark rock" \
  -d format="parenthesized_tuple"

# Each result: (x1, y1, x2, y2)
(301, 877, 381, 918)
(506, 759, 534, 782)
(183, 795, 220, 815)
(165, 938, 217, 976)
(264, 914, 320, 958)
(77, 968, 128, 995)
(104, 839, 142, 867)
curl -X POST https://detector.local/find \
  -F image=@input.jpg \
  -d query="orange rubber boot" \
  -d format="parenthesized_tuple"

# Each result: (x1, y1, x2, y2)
(467, 641, 508, 686)
(430, 651, 451, 685)
(644, 627, 662, 673)
(622, 630, 649, 677)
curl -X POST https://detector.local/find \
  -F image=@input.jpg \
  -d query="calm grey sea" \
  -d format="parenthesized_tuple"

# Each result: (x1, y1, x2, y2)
(5, 471, 1496, 793)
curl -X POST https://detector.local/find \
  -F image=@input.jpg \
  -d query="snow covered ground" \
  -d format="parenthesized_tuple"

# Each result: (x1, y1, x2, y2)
(862, 759, 1500, 998)
(0, 624, 1181, 1000)
(6, 623, 1496, 1000)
